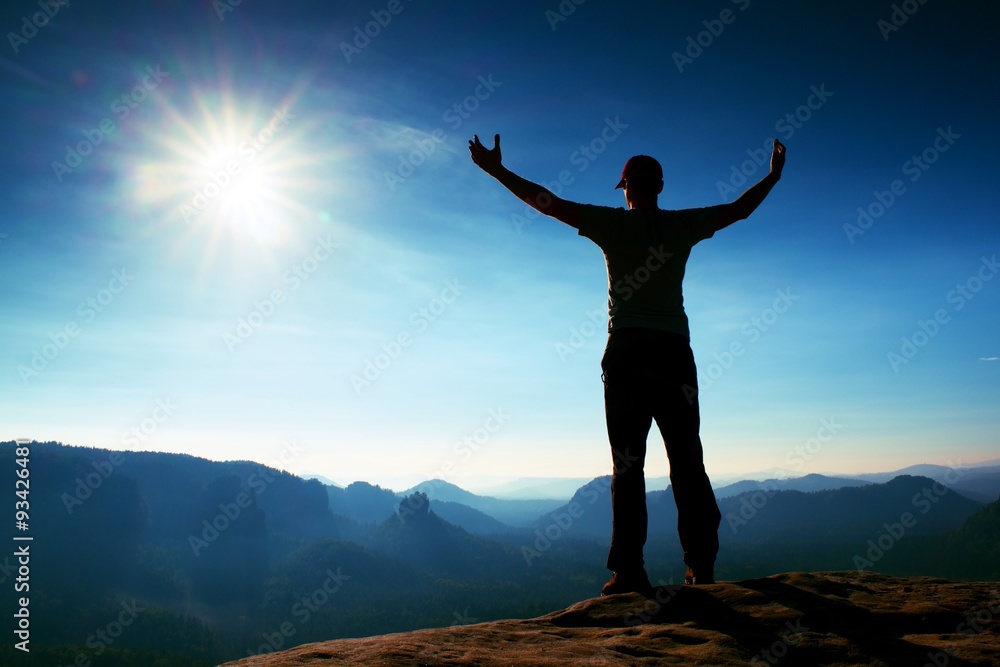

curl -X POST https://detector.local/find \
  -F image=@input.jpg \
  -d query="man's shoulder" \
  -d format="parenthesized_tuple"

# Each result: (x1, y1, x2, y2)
(576, 203, 627, 241)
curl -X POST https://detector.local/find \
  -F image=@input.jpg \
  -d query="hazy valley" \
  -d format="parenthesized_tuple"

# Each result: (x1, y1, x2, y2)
(2, 441, 998, 666)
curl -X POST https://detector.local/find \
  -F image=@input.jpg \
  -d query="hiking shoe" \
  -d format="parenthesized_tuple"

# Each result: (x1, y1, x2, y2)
(601, 571, 653, 596)
(684, 566, 715, 585)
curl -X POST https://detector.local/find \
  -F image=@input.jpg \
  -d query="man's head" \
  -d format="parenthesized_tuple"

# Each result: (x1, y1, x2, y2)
(615, 155, 663, 209)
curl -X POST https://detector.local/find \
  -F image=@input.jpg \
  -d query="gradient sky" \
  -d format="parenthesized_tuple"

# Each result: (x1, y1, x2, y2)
(2, 0, 998, 492)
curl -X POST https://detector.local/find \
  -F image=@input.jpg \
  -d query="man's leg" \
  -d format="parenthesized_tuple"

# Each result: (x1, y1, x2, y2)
(601, 339, 651, 577)
(651, 337, 722, 581)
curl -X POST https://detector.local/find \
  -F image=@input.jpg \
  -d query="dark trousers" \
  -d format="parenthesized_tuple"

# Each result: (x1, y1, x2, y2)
(601, 327, 722, 573)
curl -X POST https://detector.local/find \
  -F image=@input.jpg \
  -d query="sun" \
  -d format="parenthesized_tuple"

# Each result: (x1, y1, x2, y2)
(177, 113, 292, 241)
(127, 86, 318, 248)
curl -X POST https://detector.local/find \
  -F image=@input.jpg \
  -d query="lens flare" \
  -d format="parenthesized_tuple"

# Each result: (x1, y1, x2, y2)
(123, 79, 336, 260)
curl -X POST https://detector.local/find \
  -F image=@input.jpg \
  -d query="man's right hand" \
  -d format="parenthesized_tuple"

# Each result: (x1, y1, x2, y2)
(467, 133, 581, 229)
(469, 133, 503, 176)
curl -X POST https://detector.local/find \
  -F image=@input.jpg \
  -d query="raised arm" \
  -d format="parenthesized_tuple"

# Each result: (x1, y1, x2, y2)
(469, 134, 581, 228)
(715, 139, 786, 231)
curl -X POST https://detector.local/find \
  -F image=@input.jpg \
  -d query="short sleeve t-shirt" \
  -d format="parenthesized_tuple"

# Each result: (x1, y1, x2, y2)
(576, 204, 720, 339)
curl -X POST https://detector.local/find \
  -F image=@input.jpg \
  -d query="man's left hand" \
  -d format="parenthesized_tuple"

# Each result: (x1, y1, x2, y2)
(770, 139, 786, 177)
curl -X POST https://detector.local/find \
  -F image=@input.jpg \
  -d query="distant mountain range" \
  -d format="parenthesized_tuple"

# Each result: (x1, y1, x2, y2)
(713, 472, 871, 498)
(2, 440, 997, 667)
(310, 463, 1000, 503)
(475, 476, 599, 499)
(314, 465, 1000, 533)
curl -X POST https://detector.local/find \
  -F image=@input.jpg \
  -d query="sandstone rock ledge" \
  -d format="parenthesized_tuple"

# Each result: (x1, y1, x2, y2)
(221, 572, 999, 666)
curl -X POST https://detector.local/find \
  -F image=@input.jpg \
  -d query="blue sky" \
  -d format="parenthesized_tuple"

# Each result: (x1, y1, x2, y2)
(2, 0, 997, 492)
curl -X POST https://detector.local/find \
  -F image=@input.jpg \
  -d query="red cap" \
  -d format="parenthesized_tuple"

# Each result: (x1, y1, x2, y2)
(615, 155, 663, 189)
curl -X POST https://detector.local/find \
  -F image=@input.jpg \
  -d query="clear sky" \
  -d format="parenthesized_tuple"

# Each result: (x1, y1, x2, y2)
(2, 0, 997, 492)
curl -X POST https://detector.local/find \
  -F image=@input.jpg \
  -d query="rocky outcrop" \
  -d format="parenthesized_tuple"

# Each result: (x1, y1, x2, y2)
(222, 571, 999, 666)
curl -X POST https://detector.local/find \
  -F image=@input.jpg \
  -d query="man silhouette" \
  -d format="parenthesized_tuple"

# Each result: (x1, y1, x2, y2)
(469, 133, 786, 595)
